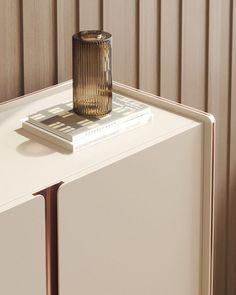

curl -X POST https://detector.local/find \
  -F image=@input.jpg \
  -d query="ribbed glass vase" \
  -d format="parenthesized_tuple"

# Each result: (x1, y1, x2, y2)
(72, 30, 112, 117)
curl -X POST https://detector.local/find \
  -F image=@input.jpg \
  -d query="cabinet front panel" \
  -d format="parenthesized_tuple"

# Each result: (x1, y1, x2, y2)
(0, 196, 46, 295)
(58, 125, 205, 295)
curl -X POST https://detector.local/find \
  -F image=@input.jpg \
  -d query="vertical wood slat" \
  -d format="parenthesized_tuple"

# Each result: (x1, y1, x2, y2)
(57, 0, 78, 82)
(22, 0, 57, 94)
(139, 0, 160, 95)
(181, 0, 207, 110)
(103, 0, 139, 88)
(227, 0, 236, 294)
(79, 0, 102, 30)
(0, 0, 23, 102)
(207, 1, 231, 295)
(160, 0, 181, 102)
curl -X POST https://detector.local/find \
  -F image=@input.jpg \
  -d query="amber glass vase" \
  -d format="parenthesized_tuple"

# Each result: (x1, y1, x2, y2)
(72, 30, 112, 117)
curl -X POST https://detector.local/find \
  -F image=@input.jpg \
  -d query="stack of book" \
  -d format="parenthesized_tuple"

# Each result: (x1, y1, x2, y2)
(22, 93, 153, 152)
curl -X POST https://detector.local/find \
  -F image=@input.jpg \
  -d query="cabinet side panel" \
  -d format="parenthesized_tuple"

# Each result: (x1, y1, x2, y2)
(0, 197, 46, 295)
(58, 125, 208, 295)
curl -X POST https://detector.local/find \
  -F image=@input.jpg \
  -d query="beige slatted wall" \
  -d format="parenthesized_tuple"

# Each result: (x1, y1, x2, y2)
(0, 0, 23, 101)
(208, 1, 232, 295)
(22, 0, 58, 93)
(79, 0, 102, 30)
(57, 0, 78, 82)
(139, 0, 160, 95)
(227, 1, 236, 295)
(160, 0, 181, 102)
(0, 1, 236, 295)
(103, 0, 139, 88)
(181, 0, 207, 110)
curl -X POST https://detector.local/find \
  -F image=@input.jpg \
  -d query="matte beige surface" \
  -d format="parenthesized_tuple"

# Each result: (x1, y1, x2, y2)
(0, 196, 46, 295)
(23, 0, 57, 93)
(113, 83, 214, 295)
(58, 125, 203, 295)
(181, 0, 207, 110)
(139, 0, 160, 95)
(0, 0, 23, 102)
(0, 81, 199, 207)
(207, 1, 231, 294)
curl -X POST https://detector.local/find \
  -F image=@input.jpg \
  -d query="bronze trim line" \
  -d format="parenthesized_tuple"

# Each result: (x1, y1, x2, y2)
(34, 182, 63, 295)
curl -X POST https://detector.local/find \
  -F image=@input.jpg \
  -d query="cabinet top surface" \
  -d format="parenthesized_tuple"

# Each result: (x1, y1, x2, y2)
(0, 81, 200, 208)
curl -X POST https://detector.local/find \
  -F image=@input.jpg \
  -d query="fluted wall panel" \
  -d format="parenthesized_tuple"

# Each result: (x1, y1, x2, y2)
(0, 1, 236, 295)
(160, 0, 181, 102)
(79, 0, 102, 31)
(181, 0, 207, 110)
(139, 0, 160, 95)
(57, 0, 78, 82)
(103, 0, 139, 88)
(227, 1, 236, 295)
(0, 0, 23, 102)
(207, 2, 232, 294)
(22, 0, 57, 93)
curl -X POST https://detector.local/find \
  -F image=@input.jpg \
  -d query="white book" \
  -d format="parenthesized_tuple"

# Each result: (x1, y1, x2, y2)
(22, 93, 153, 152)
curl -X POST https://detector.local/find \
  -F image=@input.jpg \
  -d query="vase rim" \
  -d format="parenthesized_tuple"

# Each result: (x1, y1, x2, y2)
(73, 30, 112, 43)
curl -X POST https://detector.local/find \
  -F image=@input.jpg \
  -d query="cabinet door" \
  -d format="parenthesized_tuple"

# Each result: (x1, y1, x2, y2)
(0, 196, 46, 295)
(58, 125, 209, 295)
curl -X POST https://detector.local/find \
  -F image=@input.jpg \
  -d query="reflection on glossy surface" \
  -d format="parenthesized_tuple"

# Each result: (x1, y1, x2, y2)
(16, 128, 71, 156)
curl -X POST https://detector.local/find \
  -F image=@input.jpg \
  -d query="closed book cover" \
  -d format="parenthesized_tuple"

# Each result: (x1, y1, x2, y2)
(22, 93, 152, 151)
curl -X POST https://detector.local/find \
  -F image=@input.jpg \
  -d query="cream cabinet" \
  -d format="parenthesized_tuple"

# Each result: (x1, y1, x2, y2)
(0, 81, 214, 295)
(0, 196, 46, 295)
